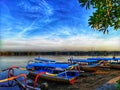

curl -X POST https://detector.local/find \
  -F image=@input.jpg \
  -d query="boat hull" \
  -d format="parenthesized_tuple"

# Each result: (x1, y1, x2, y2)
(110, 64, 120, 69)
(28, 72, 77, 84)
(80, 65, 99, 72)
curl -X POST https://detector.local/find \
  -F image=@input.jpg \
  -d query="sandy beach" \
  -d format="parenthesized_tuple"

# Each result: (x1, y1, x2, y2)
(46, 69, 120, 90)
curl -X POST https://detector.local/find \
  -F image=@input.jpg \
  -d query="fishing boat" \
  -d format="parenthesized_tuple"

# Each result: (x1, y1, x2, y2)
(110, 63, 120, 69)
(0, 66, 48, 90)
(109, 58, 120, 69)
(87, 57, 120, 69)
(26, 62, 80, 84)
(28, 57, 56, 65)
(34, 57, 56, 63)
(28, 57, 68, 65)
(68, 58, 99, 72)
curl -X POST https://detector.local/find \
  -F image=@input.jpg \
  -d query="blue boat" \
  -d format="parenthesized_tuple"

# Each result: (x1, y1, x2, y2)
(27, 57, 56, 67)
(28, 57, 68, 65)
(34, 57, 56, 63)
(87, 57, 120, 69)
(110, 63, 120, 69)
(87, 57, 120, 61)
(68, 58, 99, 72)
(26, 62, 80, 84)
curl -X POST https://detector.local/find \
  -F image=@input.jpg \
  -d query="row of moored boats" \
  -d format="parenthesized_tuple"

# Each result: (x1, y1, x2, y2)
(26, 57, 120, 84)
(0, 57, 120, 90)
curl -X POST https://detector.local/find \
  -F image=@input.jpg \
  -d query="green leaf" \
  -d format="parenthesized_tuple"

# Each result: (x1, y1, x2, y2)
(78, 0, 120, 33)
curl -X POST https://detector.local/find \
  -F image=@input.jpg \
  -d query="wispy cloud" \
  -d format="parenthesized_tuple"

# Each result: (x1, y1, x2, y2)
(1, 36, 120, 51)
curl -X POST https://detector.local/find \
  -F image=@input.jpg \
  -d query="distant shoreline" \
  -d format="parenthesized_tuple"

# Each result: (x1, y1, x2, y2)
(0, 51, 120, 56)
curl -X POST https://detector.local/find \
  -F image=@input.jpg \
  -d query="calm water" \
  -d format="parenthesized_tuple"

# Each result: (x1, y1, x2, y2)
(0, 55, 89, 69)
(1, 55, 120, 69)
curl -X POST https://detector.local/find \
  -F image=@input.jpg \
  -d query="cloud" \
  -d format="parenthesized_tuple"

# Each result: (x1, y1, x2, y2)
(0, 0, 120, 51)
(1, 36, 120, 51)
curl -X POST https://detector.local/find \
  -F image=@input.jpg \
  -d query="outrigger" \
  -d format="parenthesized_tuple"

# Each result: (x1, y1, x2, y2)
(0, 66, 48, 90)
(68, 58, 99, 72)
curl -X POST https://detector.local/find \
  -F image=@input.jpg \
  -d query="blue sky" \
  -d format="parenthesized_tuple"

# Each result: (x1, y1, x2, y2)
(0, 0, 120, 51)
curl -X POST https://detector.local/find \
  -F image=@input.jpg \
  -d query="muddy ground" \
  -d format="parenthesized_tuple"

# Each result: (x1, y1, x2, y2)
(46, 69, 120, 90)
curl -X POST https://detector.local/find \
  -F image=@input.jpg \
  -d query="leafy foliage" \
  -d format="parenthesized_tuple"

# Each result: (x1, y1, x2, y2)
(78, 0, 120, 34)
(116, 80, 120, 90)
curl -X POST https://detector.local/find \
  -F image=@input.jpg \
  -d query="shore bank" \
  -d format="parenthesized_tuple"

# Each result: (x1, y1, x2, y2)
(46, 69, 120, 90)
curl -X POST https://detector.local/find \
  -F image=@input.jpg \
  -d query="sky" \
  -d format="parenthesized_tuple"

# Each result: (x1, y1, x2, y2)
(0, 0, 120, 51)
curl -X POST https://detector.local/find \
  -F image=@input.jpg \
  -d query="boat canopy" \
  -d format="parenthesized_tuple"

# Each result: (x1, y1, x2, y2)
(69, 58, 98, 63)
(87, 58, 120, 61)
(28, 62, 78, 69)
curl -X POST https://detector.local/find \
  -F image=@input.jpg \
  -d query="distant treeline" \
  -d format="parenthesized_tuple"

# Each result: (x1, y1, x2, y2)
(0, 51, 120, 56)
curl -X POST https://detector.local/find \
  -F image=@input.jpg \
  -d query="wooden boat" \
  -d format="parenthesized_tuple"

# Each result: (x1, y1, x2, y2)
(110, 64, 120, 69)
(80, 64, 99, 72)
(28, 57, 68, 65)
(110, 58, 120, 69)
(87, 57, 120, 69)
(28, 57, 56, 65)
(68, 58, 99, 72)
(87, 57, 113, 61)
(34, 57, 56, 63)
(26, 62, 80, 84)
